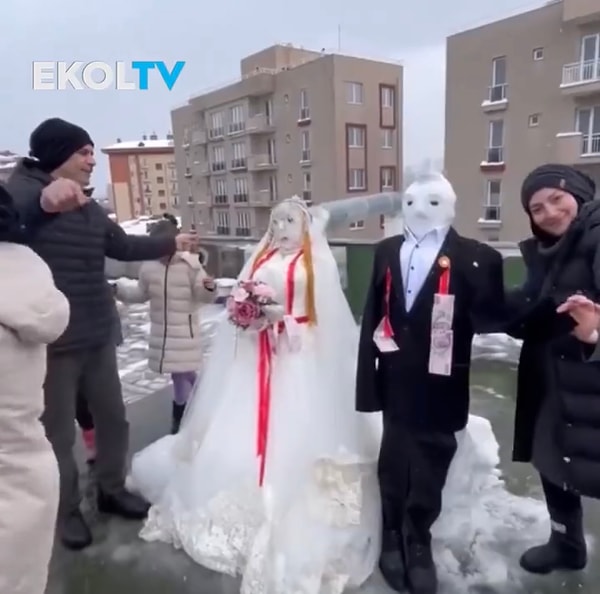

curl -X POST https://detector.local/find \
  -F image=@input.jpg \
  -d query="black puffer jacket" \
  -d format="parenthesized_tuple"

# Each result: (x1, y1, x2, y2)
(5, 159, 176, 353)
(509, 200, 600, 498)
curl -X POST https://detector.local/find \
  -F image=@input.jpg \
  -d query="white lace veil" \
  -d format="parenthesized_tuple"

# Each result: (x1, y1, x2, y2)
(175, 197, 380, 461)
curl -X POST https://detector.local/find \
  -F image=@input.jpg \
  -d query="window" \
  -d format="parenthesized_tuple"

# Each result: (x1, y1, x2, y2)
(209, 111, 224, 138)
(381, 85, 394, 108)
(576, 105, 600, 154)
(213, 178, 228, 204)
(236, 210, 251, 237)
(302, 171, 312, 205)
(158, 189, 165, 197)
(234, 177, 248, 202)
(211, 146, 226, 171)
(228, 105, 245, 134)
(382, 129, 393, 149)
(349, 220, 365, 230)
(347, 125, 365, 148)
(267, 138, 277, 164)
(215, 209, 230, 235)
(580, 34, 600, 82)
(486, 120, 504, 162)
(380, 167, 395, 190)
(155, 163, 163, 170)
(299, 89, 310, 120)
(528, 113, 540, 127)
(268, 175, 278, 202)
(159, 202, 166, 209)
(484, 180, 502, 221)
(348, 168, 366, 190)
(489, 56, 507, 102)
(533, 47, 544, 61)
(301, 130, 311, 162)
(345, 82, 364, 104)
(232, 141, 246, 168)
(156, 176, 164, 184)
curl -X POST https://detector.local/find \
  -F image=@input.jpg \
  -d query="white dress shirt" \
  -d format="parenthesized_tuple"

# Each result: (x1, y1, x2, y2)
(400, 226, 449, 311)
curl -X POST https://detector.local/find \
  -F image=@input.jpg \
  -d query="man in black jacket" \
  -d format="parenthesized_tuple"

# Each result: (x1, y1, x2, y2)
(356, 173, 506, 594)
(6, 117, 198, 550)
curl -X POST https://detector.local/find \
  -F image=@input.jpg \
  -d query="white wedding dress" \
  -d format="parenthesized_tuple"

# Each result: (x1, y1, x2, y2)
(129, 212, 382, 594)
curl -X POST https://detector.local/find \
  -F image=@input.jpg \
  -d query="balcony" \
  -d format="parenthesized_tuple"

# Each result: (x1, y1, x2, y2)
(184, 168, 192, 178)
(480, 147, 506, 172)
(481, 84, 508, 112)
(230, 157, 247, 171)
(562, 0, 600, 23)
(247, 154, 277, 171)
(191, 128, 207, 145)
(210, 193, 229, 206)
(555, 131, 600, 165)
(561, 60, 600, 96)
(249, 190, 275, 207)
(246, 114, 274, 134)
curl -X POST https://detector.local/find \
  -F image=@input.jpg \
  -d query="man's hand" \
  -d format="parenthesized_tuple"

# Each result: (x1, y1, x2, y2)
(557, 294, 600, 343)
(202, 276, 216, 291)
(40, 178, 88, 213)
(175, 232, 199, 252)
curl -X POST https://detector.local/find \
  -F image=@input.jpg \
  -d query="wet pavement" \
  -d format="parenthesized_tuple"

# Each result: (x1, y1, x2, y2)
(45, 309, 600, 593)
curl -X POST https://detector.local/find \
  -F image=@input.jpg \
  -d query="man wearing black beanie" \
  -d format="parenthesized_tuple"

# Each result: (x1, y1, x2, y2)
(5, 117, 199, 551)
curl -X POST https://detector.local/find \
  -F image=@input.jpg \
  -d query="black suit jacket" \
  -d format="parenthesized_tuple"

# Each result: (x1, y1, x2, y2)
(355, 228, 506, 433)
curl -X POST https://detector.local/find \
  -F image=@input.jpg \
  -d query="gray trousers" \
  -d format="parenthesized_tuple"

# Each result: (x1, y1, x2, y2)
(42, 342, 129, 517)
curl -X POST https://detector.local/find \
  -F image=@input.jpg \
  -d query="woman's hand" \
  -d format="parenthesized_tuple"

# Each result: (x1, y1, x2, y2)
(557, 294, 600, 343)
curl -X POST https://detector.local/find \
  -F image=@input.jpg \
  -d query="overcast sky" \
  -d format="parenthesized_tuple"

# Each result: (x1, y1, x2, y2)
(0, 0, 542, 192)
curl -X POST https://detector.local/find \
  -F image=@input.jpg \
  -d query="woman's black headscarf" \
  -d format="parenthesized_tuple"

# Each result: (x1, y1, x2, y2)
(0, 184, 20, 243)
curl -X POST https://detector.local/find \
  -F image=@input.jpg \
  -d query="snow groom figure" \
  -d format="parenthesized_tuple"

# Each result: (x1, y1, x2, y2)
(355, 172, 506, 594)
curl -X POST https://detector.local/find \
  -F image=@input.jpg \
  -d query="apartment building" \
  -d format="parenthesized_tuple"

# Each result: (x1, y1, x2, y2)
(0, 150, 20, 182)
(101, 134, 180, 222)
(445, 0, 600, 242)
(171, 43, 403, 240)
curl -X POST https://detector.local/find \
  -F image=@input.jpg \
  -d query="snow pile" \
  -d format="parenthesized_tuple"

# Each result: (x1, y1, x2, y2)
(119, 215, 182, 235)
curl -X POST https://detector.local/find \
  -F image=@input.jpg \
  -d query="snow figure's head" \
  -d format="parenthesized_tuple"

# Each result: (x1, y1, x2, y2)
(402, 172, 456, 239)
(269, 196, 311, 253)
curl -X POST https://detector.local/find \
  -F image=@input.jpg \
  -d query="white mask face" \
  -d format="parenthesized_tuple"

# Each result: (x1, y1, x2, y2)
(402, 174, 456, 238)
(270, 202, 305, 252)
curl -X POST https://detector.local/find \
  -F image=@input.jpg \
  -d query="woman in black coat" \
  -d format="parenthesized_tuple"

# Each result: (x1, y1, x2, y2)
(507, 164, 600, 576)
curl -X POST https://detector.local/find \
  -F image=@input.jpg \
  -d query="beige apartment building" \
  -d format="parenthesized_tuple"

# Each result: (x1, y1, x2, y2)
(101, 134, 181, 222)
(446, 0, 600, 243)
(171, 43, 403, 240)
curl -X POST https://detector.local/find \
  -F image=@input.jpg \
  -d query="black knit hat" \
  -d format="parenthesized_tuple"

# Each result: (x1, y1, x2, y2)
(29, 118, 94, 173)
(521, 164, 596, 210)
(149, 215, 179, 238)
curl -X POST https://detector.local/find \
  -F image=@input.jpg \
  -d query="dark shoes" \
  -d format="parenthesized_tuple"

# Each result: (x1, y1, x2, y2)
(520, 511, 587, 574)
(406, 543, 437, 594)
(59, 509, 93, 550)
(171, 402, 186, 434)
(379, 530, 407, 591)
(97, 488, 150, 520)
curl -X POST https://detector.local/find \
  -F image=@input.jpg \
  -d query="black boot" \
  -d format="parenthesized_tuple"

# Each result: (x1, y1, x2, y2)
(406, 543, 437, 594)
(379, 529, 407, 592)
(59, 509, 93, 550)
(97, 488, 150, 520)
(520, 509, 587, 574)
(171, 402, 186, 434)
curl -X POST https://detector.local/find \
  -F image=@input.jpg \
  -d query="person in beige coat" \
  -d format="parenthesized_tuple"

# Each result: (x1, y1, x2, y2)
(115, 217, 216, 432)
(0, 189, 70, 594)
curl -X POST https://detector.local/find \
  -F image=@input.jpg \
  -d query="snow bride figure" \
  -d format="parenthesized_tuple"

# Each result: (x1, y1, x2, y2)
(129, 196, 382, 593)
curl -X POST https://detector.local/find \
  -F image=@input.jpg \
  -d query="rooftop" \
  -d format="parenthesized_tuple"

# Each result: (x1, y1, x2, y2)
(102, 134, 174, 153)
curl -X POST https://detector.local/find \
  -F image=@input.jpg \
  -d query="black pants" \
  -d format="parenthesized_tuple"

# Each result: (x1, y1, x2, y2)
(541, 474, 582, 517)
(75, 390, 94, 431)
(378, 414, 458, 546)
(42, 343, 129, 516)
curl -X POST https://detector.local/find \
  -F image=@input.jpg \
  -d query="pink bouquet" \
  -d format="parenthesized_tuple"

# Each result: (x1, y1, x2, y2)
(226, 280, 277, 330)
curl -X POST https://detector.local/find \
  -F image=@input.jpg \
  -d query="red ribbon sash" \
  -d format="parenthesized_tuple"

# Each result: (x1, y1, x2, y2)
(255, 249, 304, 487)
(438, 264, 450, 295)
(382, 268, 394, 338)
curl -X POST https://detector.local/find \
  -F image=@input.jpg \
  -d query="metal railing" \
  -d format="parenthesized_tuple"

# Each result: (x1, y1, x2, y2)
(486, 83, 507, 103)
(582, 133, 600, 155)
(562, 59, 600, 86)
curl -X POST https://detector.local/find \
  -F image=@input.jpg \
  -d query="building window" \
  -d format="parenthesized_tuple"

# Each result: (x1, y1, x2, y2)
(301, 130, 311, 162)
(348, 168, 366, 190)
(488, 56, 507, 102)
(576, 105, 600, 154)
(380, 166, 395, 190)
(302, 171, 312, 205)
(211, 145, 226, 172)
(533, 47, 544, 61)
(349, 220, 365, 230)
(234, 177, 248, 203)
(158, 189, 165, 197)
(486, 120, 504, 162)
(268, 175, 278, 202)
(382, 129, 393, 149)
(228, 105, 245, 134)
(528, 113, 540, 127)
(347, 125, 365, 148)
(299, 89, 310, 120)
(215, 209, 230, 235)
(214, 178, 228, 204)
(484, 180, 502, 221)
(380, 86, 394, 109)
(236, 210, 251, 237)
(231, 141, 247, 169)
(345, 82, 364, 104)
(155, 163, 163, 170)
(209, 111, 224, 138)
(267, 138, 277, 164)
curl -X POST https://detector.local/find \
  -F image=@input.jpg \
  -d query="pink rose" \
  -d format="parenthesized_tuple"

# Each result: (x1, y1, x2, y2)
(234, 301, 261, 327)
(253, 282, 276, 300)
(231, 286, 249, 303)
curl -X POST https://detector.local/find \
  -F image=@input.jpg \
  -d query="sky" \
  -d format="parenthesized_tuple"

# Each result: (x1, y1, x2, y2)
(0, 0, 544, 192)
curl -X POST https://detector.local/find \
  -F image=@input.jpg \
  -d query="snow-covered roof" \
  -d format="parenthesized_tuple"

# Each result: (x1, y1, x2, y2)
(102, 138, 174, 152)
(119, 215, 182, 235)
